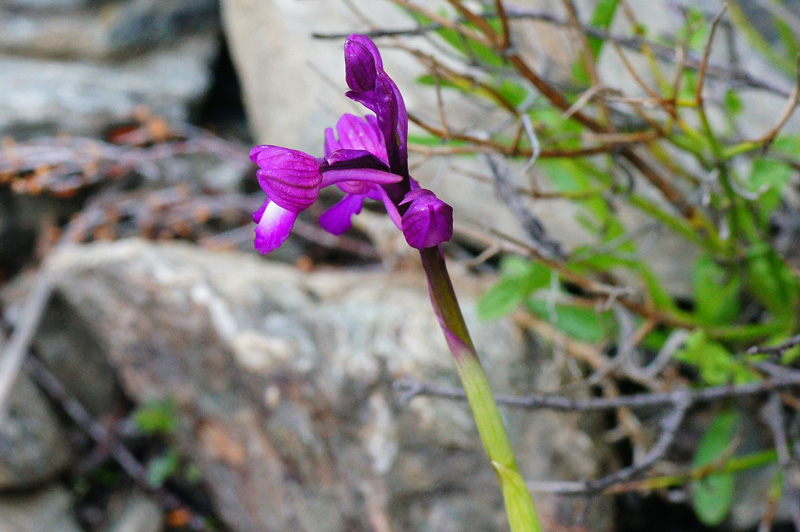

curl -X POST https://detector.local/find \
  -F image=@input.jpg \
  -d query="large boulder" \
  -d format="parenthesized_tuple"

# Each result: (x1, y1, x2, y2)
(43, 239, 612, 532)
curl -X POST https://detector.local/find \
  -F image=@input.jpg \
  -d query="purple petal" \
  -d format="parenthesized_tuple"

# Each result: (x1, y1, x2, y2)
(400, 189, 453, 249)
(254, 200, 299, 254)
(321, 167, 403, 188)
(324, 127, 341, 159)
(375, 185, 403, 229)
(347, 34, 383, 69)
(333, 114, 388, 163)
(344, 36, 380, 92)
(319, 193, 365, 235)
(252, 198, 269, 223)
(343, 35, 408, 181)
(325, 149, 388, 171)
(253, 146, 322, 212)
(250, 145, 270, 164)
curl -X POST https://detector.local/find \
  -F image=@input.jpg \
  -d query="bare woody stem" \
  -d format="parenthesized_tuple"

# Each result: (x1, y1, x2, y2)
(418, 246, 542, 532)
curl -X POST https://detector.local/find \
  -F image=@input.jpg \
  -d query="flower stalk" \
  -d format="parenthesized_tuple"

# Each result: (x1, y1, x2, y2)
(420, 247, 542, 532)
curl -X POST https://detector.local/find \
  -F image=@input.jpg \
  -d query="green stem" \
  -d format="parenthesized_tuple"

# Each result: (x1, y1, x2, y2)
(419, 247, 542, 532)
(613, 448, 777, 492)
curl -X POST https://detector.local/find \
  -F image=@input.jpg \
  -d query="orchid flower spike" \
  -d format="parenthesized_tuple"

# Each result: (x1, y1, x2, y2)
(250, 34, 453, 255)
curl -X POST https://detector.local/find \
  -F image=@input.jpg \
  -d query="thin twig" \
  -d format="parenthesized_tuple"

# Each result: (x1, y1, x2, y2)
(483, 154, 564, 259)
(580, 392, 691, 494)
(394, 370, 800, 412)
(762, 393, 800, 532)
(755, 55, 800, 152)
(312, 9, 792, 97)
(695, 5, 729, 106)
(25, 356, 218, 532)
(747, 333, 800, 355)
(494, 0, 512, 51)
(0, 271, 53, 420)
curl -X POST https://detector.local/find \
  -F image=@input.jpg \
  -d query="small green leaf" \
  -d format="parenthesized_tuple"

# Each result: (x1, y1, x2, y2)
(771, 135, 800, 161)
(691, 409, 739, 526)
(724, 90, 743, 116)
(134, 399, 177, 435)
(588, 0, 621, 57)
(407, 134, 466, 148)
(692, 254, 740, 326)
(409, 11, 505, 67)
(674, 330, 758, 386)
(478, 258, 551, 321)
(745, 246, 800, 316)
(184, 463, 204, 484)
(748, 159, 791, 226)
(526, 299, 614, 343)
(677, 7, 710, 51)
(146, 449, 181, 488)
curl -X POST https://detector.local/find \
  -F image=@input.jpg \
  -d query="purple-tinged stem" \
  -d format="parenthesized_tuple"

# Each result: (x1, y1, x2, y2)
(418, 247, 542, 532)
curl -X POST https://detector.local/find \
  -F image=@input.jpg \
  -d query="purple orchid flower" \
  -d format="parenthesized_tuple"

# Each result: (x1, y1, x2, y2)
(251, 34, 453, 254)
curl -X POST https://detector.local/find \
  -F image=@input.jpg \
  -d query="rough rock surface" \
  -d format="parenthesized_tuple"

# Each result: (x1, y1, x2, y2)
(0, 485, 83, 532)
(44, 239, 612, 532)
(0, 373, 73, 489)
(105, 492, 163, 532)
(0, 35, 218, 138)
(0, 0, 218, 59)
(0, 0, 220, 137)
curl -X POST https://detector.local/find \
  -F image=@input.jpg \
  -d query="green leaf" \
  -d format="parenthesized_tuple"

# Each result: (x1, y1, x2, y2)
(496, 79, 531, 108)
(526, 298, 614, 343)
(771, 135, 800, 161)
(417, 74, 531, 111)
(407, 134, 467, 148)
(409, 11, 505, 67)
(745, 245, 799, 316)
(674, 330, 759, 386)
(724, 90, 743, 116)
(748, 159, 792, 226)
(677, 7, 710, 51)
(478, 258, 551, 321)
(147, 449, 181, 488)
(134, 399, 177, 435)
(588, 0, 621, 57)
(691, 409, 739, 526)
(775, 17, 800, 59)
(692, 253, 741, 326)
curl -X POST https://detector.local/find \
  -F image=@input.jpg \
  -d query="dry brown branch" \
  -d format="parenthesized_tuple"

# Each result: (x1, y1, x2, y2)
(388, 0, 492, 46)
(314, 8, 791, 97)
(494, 0, 511, 51)
(442, 0, 499, 46)
(695, 5, 729, 111)
(408, 112, 658, 158)
(753, 56, 800, 152)
(483, 154, 564, 259)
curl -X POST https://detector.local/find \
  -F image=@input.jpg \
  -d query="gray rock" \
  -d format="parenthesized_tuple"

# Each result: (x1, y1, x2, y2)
(45, 239, 612, 532)
(105, 492, 163, 532)
(0, 373, 72, 489)
(0, 0, 94, 11)
(0, 0, 219, 59)
(0, 485, 83, 532)
(34, 293, 120, 416)
(0, 34, 218, 137)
